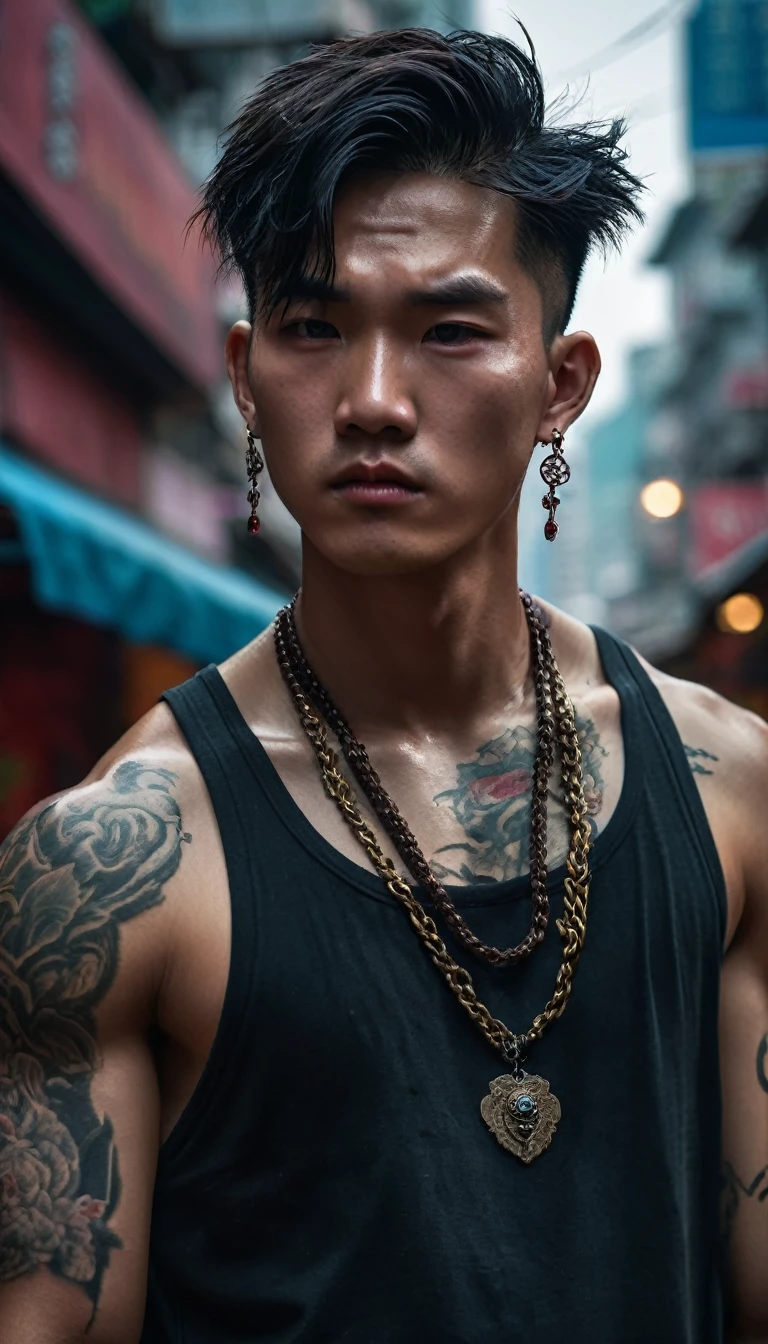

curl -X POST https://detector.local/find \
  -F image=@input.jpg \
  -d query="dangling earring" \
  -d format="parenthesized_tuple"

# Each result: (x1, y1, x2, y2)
(245, 427, 264, 535)
(539, 428, 570, 542)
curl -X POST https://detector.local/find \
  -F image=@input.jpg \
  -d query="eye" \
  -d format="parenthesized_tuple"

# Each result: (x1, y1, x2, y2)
(424, 323, 479, 346)
(287, 318, 339, 340)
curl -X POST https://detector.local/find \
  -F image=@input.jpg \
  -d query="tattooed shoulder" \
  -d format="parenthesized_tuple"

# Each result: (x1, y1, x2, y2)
(684, 744, 719, 776)
(0, 761, 190, 1307)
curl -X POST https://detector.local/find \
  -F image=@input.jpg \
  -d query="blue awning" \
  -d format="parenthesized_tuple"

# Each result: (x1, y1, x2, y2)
(0, 445, 287, 664)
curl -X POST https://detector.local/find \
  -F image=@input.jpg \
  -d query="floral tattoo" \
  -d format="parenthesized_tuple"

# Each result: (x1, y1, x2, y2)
(0, 762, 189, 1308)
(430, 717, 607, 883)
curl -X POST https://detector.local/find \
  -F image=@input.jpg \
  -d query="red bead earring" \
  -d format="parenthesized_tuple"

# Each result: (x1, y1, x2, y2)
(245, 427, 264, 535)
(540, 429, 570, 542)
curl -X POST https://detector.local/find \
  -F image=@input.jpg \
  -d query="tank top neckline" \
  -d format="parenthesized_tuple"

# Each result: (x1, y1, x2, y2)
(197, 624, 646, 910)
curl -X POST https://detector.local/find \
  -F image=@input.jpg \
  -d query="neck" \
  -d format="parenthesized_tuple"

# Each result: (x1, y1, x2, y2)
(295, 528, 532, 738)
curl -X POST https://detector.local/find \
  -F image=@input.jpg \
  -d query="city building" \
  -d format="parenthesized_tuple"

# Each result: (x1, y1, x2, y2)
(555, 0, 768, 716)
(1, 0, 479, 834)
(0, 0, 287, 833)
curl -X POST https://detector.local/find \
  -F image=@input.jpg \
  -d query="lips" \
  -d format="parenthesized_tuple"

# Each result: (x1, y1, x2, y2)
(331, 461, 420, 490)
(330, 461, 423, 505)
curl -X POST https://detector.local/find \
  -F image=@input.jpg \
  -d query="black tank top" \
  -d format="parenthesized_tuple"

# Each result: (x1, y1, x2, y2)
(142, 627, 726, 1344)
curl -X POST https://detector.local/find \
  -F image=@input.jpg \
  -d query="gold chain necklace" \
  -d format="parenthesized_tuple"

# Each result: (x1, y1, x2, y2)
(275, 612, 593, 1163)
(276, 593, 557, 966)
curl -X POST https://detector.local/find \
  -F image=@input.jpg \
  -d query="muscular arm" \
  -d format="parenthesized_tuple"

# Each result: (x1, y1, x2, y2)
(0, 759, 188, 1342)
(650, 666, 768, 1338)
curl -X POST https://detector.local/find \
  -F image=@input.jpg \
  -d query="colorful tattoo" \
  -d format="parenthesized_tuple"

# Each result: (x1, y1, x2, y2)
(684, 744, 719, 776)
(0, 763, 189, 1309)
(430, 716, 607, 883)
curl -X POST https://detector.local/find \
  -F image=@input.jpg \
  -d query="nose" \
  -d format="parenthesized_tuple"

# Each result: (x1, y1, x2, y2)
(333, 334, 417, 442)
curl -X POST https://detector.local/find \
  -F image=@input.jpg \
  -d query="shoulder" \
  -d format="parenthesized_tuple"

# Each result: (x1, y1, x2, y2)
(624, 645, 768, 942)
(543, 599, 768, 930)
(544, 595, 768, 786)
(1, 699, 205, 872)
(635, 651, 768, 793)
(0, 701, 215, 1012)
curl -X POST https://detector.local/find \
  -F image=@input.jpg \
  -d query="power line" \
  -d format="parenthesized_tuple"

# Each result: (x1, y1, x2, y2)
(553, 0, 691, 84)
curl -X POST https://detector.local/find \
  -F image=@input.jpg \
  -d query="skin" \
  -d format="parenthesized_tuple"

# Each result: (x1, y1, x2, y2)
(1, 173, 767, 1343)
(230, 174, 601, 730)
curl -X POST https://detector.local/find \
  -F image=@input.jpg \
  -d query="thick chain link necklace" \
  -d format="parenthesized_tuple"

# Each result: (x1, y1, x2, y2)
(273, 593, 592, 1162)
(277, 591, 557, 965)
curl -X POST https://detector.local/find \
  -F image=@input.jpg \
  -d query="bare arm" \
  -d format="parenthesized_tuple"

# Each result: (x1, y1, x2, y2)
(720, 715, 768, 1342)
(0, 759, 188, 1343)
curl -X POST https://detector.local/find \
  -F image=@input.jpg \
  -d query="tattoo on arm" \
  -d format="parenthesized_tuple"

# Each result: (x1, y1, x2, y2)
(430, 715, 608, 883)
(684, 744, 719, 776)
(0, 762, 190, 1308)
(721, 1036, 768, 1246)
(721, 1160, 768, 1246)
(757, 1034, 768, 1094)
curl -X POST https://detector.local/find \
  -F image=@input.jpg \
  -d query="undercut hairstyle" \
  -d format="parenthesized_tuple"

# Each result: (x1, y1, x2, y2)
(193, 27, 646, 343)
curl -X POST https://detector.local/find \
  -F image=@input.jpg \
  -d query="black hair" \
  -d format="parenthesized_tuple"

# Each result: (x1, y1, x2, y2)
(193, 27, 646, 342)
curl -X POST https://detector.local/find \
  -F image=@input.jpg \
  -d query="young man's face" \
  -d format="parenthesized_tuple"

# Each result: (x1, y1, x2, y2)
(227, 172, 599, 576)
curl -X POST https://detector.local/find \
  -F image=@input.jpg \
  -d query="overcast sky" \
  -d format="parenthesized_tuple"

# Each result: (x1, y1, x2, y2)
(479, 0, 692, 423)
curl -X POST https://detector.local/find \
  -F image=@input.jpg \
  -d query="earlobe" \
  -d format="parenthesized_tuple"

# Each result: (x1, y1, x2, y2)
(225, 320, 259, 432)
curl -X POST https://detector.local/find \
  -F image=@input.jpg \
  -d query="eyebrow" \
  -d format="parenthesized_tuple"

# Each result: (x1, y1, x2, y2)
(407, 276, 508, 307)
(282, 276, 350, 303)
(282, 274, 508, 306)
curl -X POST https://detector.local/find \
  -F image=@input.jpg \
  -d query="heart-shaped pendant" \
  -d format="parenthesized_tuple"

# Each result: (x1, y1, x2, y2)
(481, 1072, 561, 1163)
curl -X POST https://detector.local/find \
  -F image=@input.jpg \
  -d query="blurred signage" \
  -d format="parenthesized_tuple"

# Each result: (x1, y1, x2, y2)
(688, 0, 768, 154)
(723, 360, 768, 407)
(0, 0, 219, 390)
(149, 0, 373, 45)
(0, 290, 141, 505)
(691, 481, 768, 575)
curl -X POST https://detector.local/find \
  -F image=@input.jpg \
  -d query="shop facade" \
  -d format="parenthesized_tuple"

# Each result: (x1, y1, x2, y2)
(0, 0, 285, 835)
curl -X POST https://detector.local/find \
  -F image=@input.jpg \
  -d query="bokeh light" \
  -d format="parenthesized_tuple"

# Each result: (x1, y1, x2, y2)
(639, 478, 685, 520)
(715, 593, 765, 635)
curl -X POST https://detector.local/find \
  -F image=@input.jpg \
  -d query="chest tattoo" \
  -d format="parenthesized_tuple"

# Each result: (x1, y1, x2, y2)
(430, 715, 607, 883)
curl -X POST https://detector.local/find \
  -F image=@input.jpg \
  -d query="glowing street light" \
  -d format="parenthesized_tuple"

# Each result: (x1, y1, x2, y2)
(715, 593, 764, 635)
(639, 478, 685, 519)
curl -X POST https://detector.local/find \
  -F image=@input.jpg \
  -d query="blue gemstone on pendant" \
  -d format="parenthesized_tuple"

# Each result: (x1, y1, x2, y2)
(516, 1095, 535, 1114)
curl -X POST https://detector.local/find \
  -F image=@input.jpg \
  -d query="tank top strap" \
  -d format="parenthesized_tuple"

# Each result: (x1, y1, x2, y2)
(162, 665, 259, 863)
(590, 624, 726, 923)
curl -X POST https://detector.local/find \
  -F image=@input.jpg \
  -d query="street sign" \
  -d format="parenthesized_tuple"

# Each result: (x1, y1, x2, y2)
(688, 0, 768, 154)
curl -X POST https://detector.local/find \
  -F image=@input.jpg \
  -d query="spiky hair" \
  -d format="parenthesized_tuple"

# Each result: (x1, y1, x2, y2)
(193, 27, 645, 340)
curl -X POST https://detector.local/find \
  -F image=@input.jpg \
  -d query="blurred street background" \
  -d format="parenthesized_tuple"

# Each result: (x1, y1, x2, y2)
(1, 0, 767, 836)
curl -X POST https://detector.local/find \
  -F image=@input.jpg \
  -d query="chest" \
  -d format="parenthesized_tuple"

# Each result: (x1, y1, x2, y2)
(157, 738, 724, 1156)
(255, 684, 627, 886)
(156, 821, 724, 1212)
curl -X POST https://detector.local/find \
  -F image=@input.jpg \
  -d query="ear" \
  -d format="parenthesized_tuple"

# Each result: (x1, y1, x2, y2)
(536, 330, 601, 444)
(225, 321, 260, 435)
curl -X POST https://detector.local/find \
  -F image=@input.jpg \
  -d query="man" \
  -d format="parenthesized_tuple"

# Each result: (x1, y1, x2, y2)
(0, 26, 766, 1344)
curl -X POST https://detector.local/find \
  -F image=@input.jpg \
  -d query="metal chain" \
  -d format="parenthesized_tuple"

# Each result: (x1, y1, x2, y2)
(274, 610, 593, 1059)
(275, 591, 557, 967)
